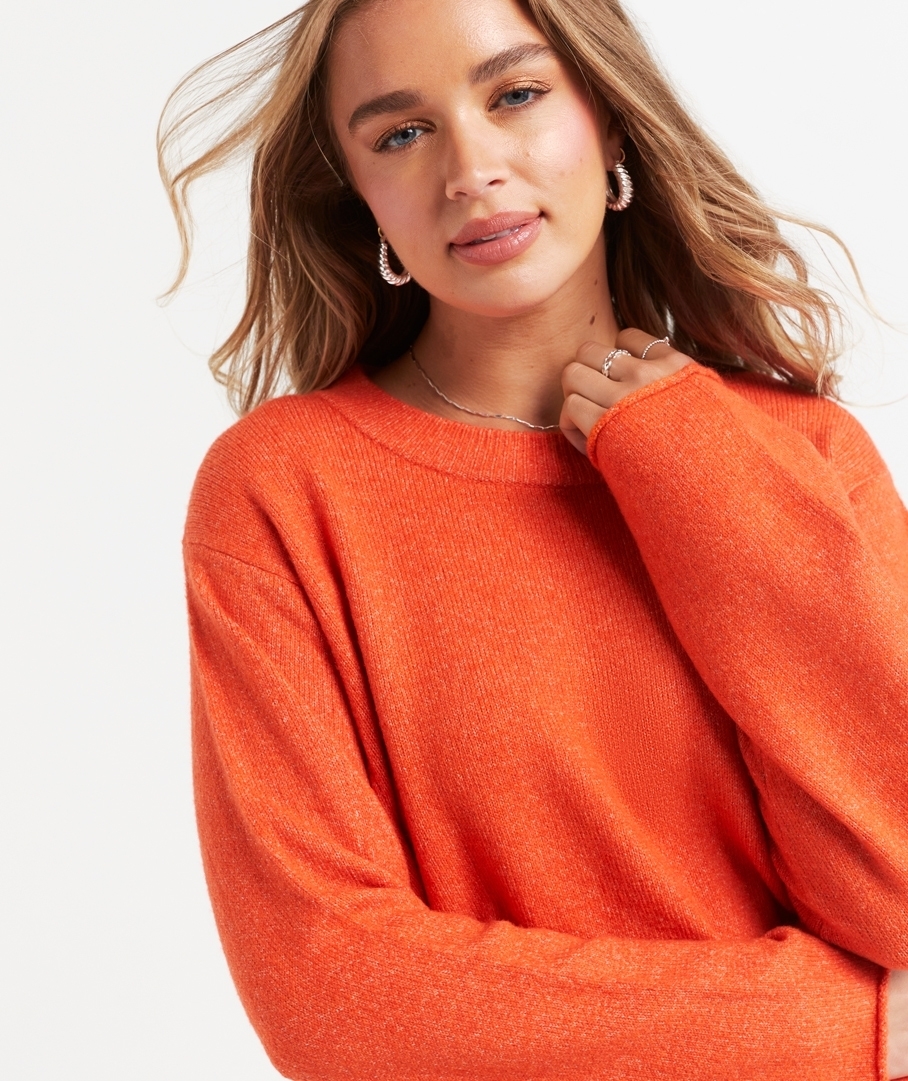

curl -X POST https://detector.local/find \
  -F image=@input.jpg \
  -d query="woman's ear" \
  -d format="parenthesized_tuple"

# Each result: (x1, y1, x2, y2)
(591, 94, 625, 168)
(604, 123, 626, 170)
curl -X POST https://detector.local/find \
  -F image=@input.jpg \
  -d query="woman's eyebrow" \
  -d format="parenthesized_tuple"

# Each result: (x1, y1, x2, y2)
(348, 89, 425, 134)
(468, 43, 557, 85)
(347, 43, 557, 134)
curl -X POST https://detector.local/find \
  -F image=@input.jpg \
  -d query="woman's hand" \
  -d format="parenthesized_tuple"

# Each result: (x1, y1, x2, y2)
(559, 328, 692, 456)
(889, 970, 908, 1079)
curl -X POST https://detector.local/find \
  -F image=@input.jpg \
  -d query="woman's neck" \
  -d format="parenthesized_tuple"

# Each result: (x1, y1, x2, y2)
(371, 241, 619, 431)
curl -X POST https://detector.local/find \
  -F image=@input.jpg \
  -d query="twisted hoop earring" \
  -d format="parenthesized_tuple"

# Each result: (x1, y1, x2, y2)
(606, 151, 634, 212)
(377, 227, 412, 286)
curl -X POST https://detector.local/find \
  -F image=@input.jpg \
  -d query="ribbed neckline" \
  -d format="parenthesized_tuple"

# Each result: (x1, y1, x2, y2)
(318, 363, 602, 486)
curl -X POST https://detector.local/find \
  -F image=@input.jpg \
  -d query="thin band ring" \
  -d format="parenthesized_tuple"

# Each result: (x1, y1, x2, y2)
(640, 336, 670, 360)
(601, 348, 631, 378)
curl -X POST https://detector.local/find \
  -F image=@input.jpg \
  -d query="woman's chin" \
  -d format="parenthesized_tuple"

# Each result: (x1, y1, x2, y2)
(429, 270, 574, 319)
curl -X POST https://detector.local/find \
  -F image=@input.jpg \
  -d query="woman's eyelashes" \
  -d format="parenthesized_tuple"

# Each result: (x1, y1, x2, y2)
(499, 88, 536, 107)
(373, 83, 551, 153)
(380, 125, 425, 150)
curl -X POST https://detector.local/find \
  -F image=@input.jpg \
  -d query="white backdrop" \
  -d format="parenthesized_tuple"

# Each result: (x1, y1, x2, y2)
(1, 2, 905, 1078)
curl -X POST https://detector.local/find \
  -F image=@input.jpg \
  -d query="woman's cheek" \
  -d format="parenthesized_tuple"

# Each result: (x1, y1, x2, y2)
(525, 107, 608, 221)
(358, 166, 436, 270)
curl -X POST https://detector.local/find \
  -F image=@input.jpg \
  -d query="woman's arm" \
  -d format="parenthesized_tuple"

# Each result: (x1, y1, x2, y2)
(572, 347, 908, 972)
(186, 538, 886, 1081)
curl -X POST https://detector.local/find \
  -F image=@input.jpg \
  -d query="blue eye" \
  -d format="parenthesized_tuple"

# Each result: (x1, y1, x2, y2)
(384, 126, 422, 149)
(501, 88, 534, 107)
(377, 85, 545, 152)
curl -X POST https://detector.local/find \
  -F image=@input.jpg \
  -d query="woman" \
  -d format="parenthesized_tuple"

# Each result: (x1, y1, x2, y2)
(162, 0, 908, 1075)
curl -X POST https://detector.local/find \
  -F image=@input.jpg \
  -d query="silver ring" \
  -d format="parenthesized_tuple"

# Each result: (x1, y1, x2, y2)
(600, 348, 630, 377)
(640, 336, 670, 360)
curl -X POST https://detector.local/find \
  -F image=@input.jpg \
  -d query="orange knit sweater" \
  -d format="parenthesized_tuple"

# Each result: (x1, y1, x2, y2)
(185, 360, 908, 1080)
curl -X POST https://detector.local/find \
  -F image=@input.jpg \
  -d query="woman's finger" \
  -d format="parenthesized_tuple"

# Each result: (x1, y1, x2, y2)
(561, 331, 695, 450)
(560, 391, 605, 441)
(615, 327, 673, 362)
(561, 359, 619, 407)
(558, 411, 590, 456)
(574, 341, 637, 382)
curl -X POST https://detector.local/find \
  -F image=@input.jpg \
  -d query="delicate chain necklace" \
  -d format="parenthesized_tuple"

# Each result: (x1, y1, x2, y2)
(408, 346, 560, 431)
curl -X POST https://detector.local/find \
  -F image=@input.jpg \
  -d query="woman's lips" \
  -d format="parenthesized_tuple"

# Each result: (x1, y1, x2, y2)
(450, 213, 543, 266)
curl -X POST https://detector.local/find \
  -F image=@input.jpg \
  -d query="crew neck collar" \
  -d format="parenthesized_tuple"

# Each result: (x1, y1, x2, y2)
(318, 363, 601, 486)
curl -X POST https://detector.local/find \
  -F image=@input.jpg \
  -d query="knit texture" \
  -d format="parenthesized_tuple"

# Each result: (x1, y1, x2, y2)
(184, 361, 908, 1080)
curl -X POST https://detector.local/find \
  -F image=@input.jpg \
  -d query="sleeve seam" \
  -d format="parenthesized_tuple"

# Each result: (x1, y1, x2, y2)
(260, 884, 858, 1000)
(183, 539, 300, 585)
(845, 470, 894, 501)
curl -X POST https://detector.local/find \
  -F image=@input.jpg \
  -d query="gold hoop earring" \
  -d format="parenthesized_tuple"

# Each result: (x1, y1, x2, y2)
(377, 227, 412, 286)
(606, 150, 634, 212)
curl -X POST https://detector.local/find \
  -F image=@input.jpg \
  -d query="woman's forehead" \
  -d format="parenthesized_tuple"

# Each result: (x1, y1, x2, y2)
(330, 0, 549, 85)
(327, 0, 550, 98)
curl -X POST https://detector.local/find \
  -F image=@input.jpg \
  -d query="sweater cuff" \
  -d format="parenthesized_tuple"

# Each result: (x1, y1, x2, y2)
(586, 361, 721, 465)
(878, 968, 891, 1081)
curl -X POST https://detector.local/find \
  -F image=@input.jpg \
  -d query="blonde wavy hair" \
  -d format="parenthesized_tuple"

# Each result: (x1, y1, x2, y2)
(158, 0, 853, 414)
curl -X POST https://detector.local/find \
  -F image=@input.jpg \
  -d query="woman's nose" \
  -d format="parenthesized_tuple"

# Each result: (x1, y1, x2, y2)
(443, 119, 510, 201)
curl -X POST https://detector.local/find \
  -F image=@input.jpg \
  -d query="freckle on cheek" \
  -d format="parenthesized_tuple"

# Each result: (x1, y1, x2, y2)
(589, 315, 595, 325)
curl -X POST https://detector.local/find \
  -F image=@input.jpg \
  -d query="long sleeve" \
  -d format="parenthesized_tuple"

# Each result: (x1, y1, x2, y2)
(587, 362, 908, 972)
(186, 537, 885, 1081)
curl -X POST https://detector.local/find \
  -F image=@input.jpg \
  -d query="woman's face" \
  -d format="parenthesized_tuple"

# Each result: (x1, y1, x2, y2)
(328, 0, 620, 318)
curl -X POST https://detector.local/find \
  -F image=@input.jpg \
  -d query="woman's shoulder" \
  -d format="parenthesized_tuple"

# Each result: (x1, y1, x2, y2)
(192, 363, 380, 485)
(184, 370, 373, 560)
(717, 366, 840, 424)
(716, 367, 885, 491)
(197, 389, 344, 475)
